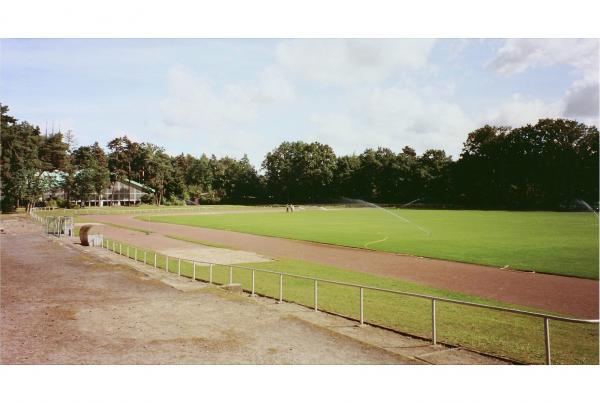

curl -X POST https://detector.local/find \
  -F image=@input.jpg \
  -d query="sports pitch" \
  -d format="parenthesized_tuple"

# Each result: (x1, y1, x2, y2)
(143, 208, 599, 280)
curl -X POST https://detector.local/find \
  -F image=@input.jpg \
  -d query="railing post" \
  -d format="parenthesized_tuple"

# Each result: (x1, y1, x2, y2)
(165, 256, 169, 272)
(134, 248, 137, 262)
(126, 245, 129, 258)
(144, 250, 147, 264)
(192, 261, 196, 281)
(544, 318, 551, 365)
(119, 243, 122, 255)
(251, 269, 255, 296)
(209, 264, 213, 284)
(359, 287, 364, 325)
(279, 274, 283, 303)
(432, 299, 437, 345)
(154, 253, 157, 268)
(314, 280, 318, 311)
(178, 259, 181, 276)
(229, 266, 233, 284)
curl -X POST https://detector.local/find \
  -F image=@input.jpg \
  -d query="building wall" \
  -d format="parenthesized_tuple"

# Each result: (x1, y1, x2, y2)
(101, 181, 148, 202)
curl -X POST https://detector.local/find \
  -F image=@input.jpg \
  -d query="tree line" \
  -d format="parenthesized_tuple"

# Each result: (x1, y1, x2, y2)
(1, 103, 598, 212)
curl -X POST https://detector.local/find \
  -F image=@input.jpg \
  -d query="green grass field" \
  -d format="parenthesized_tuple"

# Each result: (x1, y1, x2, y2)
(143, 208, 599, 279)
(105, 237, 599, 364)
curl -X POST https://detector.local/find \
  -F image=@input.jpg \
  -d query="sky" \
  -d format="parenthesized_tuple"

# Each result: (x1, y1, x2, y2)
(1, 38, 598, 167)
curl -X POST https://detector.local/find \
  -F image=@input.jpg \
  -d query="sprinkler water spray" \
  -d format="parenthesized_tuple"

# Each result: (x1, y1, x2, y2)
(340, 197, 431, 236)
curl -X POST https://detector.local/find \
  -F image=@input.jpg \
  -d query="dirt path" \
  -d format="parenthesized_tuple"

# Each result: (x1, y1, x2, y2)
(2, 216, 427, 364)
(87, 214, 599, 318)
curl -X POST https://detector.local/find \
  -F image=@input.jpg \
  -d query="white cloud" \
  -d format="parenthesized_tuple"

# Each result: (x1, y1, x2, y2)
(160, 65, 295, 131)
(488, 39, 599, 120)
(564, 77, 599, 118)
(308, 86, 474, 158)
(483, 94, 564, 128)
(161, 67, 252, 130)
(158, 65, 296, 166)
(224, 66, 296, 105)
(277, 39, 436, 85)
(488, 39, 598, 77)
(162, 125, 270, 164)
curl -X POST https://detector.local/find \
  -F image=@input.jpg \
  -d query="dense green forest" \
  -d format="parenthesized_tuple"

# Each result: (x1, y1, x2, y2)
(1, 103, 598, 212)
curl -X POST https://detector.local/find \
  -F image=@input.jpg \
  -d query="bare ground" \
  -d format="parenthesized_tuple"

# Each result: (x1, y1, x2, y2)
(1, 215, 508, 364)
(87, 214, 599, 318)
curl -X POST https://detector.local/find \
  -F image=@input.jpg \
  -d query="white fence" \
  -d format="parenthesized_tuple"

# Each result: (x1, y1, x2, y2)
(31, 205, 237, 217)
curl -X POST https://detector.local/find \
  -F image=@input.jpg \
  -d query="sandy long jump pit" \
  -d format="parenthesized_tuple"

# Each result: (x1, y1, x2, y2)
(79, 222, 273, 265)
(158, 246, 271, 265)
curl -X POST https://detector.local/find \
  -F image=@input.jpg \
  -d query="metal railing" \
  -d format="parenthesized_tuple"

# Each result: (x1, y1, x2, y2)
(96, 236, 598, 365)
(30, 209, 73, 237)
(30, 209, 45, 227)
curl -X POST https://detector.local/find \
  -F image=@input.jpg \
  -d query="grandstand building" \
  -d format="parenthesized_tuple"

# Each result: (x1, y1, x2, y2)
(41, 171, 155, 206)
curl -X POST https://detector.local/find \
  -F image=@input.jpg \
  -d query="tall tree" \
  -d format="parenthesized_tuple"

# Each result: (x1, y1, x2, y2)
(107, 136, 140, 204)
(216, 155, 262, 203)
(262, 141, 337, 202)
(185, 153, 214, 202)
(416, 149, 453, 203)
(145, 147, 173, 205)
(455, 125, 510, 207)
(455, 119, 598, 208)
(72, 142, 110, 205)
(333, 155, 361, 198)
(1, 104, 70, 211)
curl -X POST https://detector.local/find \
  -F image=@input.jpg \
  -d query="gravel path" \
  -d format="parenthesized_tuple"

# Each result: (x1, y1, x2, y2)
(87, 214, 599, 318)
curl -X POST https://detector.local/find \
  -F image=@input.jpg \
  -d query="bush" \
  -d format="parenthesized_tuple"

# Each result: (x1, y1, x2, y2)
(162, 195, 185, 206)
(140, 194, 154, 205)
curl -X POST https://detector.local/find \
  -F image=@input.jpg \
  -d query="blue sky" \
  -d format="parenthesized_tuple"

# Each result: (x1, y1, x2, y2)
(1, 39, 598, 167)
